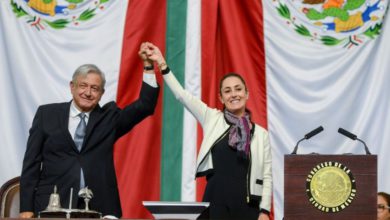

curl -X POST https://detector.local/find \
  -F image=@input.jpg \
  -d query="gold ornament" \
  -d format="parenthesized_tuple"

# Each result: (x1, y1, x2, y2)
(306, 161, 356, 213)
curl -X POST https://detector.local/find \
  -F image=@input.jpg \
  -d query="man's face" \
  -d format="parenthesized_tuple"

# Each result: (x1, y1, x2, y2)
(70, 73, 104, 112)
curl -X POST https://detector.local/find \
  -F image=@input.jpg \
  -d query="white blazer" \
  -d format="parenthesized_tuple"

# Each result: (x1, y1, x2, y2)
(163, 71, 272, 212)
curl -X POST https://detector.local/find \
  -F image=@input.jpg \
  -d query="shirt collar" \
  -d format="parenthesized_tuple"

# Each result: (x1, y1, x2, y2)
(70, 101, 91, 119)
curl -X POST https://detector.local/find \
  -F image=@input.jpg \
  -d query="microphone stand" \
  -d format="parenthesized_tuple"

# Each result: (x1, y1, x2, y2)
(291, 137, 305, 155)
(357, 138, 371, 155)
(338, 128, 372, 155)
(291, 126, 324, 154)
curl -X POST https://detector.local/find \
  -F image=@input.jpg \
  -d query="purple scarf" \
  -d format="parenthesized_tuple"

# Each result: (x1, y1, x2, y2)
(224, 110, 252, 157)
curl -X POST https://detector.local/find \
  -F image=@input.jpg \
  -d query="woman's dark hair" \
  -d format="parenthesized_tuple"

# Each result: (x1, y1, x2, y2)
(378, 192, 390, 207)
(219, 72, 248, 95)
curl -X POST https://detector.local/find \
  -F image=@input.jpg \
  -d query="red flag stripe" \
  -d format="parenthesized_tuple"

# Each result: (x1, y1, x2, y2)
(115, 0, 166, 218)
(199, 2, 270, 219)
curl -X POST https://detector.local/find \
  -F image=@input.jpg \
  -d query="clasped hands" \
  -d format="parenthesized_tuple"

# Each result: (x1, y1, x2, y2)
(138, 42, 166, 70)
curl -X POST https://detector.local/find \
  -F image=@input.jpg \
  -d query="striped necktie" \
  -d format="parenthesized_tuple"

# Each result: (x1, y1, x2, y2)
(74, 112, 86, 188)
(74, 113, 86, 151)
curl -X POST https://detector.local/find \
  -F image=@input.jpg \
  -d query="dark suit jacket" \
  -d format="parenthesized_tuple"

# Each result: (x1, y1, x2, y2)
(20, 82, 159, 217)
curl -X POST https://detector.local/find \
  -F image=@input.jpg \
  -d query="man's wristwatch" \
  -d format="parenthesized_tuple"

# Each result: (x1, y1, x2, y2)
(144, 65, 154, 71)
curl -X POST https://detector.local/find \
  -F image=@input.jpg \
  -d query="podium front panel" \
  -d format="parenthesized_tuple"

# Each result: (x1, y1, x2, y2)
(284, 154, 377, 220)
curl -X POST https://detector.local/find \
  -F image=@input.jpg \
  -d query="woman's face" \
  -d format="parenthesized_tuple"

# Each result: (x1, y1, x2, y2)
(378, 195, 390, 220)
(219, 76, 248, 117)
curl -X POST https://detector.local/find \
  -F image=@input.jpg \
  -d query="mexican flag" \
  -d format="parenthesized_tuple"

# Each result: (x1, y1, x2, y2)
(115, 0, 268, 218)
(1, 0, 390, 219)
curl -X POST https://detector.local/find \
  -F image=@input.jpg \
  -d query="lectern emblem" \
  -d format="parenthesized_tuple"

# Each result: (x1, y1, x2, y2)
(306, 161, 356, 212)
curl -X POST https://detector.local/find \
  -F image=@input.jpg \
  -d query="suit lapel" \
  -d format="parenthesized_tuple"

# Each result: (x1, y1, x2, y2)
(60, 102, 79, 152)
(82, 105, 102, 152)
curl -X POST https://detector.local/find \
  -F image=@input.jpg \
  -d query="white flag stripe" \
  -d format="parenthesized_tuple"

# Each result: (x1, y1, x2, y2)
(0, 0, 128, 185)
(264, 0, 390, 219)
(181, 0, 201, 202)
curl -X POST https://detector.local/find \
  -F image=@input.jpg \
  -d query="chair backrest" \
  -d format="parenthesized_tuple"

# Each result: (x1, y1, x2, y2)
(0, 176, 20, 218)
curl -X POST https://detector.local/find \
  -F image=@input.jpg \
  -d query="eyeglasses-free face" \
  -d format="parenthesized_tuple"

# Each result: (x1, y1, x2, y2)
(70, 73, 104, 112)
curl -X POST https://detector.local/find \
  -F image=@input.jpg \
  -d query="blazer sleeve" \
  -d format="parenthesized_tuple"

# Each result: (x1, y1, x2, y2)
(20, 106, 45, 212)
(115, 81, 159, 138)
(260, 131, 272, 212)
(162, 71, 211, 126)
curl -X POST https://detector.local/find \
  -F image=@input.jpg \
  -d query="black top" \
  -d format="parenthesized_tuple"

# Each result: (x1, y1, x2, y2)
(202, 133, 260, 219)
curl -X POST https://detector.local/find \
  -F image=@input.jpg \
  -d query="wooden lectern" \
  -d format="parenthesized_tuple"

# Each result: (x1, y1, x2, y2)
(284, 154, 377, 220)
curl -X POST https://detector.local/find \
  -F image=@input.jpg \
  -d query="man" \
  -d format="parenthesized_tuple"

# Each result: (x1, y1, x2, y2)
(19, 49, 159, 218)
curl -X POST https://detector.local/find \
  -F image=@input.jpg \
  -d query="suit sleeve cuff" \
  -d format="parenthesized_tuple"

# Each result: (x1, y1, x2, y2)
(260, 209, 270, 216)
(143, 73, 158, 88)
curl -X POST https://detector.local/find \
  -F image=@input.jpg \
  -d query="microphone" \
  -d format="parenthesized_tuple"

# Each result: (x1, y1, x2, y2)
(338, 128, 357, 140)
(291, 126, 324, 154)
(338, 128, 371, 155)
(305, 126, 325, 139)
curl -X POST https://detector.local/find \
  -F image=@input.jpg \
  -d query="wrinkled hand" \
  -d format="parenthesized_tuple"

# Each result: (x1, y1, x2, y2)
(258, 213, 270, 220)
(138, 42, 153, 66)
(19, 211, 34, 218)
(141, 42, 166, 66)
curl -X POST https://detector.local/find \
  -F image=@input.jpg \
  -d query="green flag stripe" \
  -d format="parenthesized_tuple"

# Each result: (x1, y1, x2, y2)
(161, 0, 188, 201)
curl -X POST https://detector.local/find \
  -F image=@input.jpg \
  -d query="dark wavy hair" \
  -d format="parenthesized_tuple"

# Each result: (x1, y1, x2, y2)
(378, 192, 390, 209)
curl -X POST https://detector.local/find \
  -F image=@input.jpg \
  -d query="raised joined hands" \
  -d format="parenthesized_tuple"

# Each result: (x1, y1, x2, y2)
(139, 42, 166, 68)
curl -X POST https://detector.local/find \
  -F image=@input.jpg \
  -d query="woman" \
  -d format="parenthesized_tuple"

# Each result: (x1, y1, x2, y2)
(141, 42, 272, 220)
(378, 192, 390, 220)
